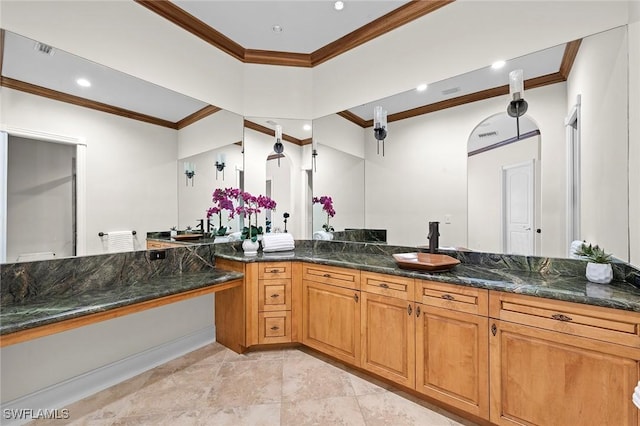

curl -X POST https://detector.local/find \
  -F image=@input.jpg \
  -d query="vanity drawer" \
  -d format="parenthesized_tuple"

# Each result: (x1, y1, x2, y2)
(146, 240, 183, 249)
(361, 271, 414, 300)
(258, 262, 292, 279)
(258, 279, 291, 312)
(302, 264, 360, 290)
(415, 280, 488, 316)
(258, 311, 291, 344)
(489, 291, 640, 348)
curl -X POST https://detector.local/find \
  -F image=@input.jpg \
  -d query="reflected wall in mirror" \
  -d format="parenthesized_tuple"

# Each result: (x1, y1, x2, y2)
(311, 114, 365, 236)
(243, 117, 311, 239)
(0, 30, 243, 261)
(319, 25, 634, 266)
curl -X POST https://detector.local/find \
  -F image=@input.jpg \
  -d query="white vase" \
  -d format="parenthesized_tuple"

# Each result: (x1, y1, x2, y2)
(585, 262, 613, 284)
(242, 239, 259, 255)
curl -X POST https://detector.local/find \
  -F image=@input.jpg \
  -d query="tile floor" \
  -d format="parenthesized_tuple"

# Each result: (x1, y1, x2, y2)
(31, 343, 479, 426)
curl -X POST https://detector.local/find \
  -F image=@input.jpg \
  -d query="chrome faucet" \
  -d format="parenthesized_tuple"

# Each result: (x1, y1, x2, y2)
(428, 221, 440, 254)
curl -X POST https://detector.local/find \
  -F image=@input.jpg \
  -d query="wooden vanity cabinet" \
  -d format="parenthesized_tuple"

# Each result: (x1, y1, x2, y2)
(489, 291, 640, 426)
(255, 262, 296, 345)
(146, 240, 184, 249)
(302, 264, 362, 366)
(414, 280, 490, 419)
(360, 272, 416, 388)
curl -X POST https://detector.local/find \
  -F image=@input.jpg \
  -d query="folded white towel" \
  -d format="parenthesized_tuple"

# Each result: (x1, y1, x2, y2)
(214, 236, 230, 244)
(313, 231, 334, 240)
(633, 382, 640, 409)
(228, 232, 242, 241)
(262, 233, 295, 252)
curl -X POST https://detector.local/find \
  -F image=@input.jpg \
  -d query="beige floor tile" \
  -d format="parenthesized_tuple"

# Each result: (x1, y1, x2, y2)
(207, 360, 283, 407)
(281, 350, 355, 402)
(198, 403, 281, 426)
(281, 396, 366, 426)
(357, 391, 464, 426)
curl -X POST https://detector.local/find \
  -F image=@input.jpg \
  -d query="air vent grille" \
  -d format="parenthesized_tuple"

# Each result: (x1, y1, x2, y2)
(34, 42, 55, 56)
(441, 87, 460, 95)
(479, 131, 498, 138)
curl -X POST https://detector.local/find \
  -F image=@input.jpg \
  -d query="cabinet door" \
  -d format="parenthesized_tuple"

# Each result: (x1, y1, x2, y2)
(361, 292, 415, 388)
(302, 280, 361, 366)
(416, 304, 489, 419)
(258, 311, 291, 344)
(490, 319, 640, 426)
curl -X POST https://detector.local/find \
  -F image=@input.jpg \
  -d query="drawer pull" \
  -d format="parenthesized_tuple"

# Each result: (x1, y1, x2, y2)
(416, 306, 421, 317)
(354, 293, 359, 303)
(270, 294, 280, 298)
(407, 304, 413, 316)
(551, 313, 573, 322)
(491, 323, 497, 336)
(270, 326, 280, 331)
(270, 269, 280, 273)
(323, 273, 331, 277)
(379, 283, 389, 289)
(441, 294, 455, 301)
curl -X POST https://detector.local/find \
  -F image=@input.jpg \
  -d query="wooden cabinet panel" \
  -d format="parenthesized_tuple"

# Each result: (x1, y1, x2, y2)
(146, 240, 183, 249)
(490, 291, 640, 348)
(361, 292, 415, 387)
(213, 259, 246, 353)
(489, 319, 640, 426)
(361, 271, 414, 300)
(258, 311, 291, 344)
(302, 279, 361, 366)
(258, 279, 291, 312)
(302, 264, 360, 290)
(258, 261, 292, 279)
(415, 280, 488, 316)
(415, 304, 489, 419)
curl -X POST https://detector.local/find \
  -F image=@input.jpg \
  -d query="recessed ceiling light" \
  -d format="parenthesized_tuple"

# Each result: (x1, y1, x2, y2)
(334, 1, 344, 11)
(76, 78, 91, 87)
(303, 124, 311, 131)
(272, 25, 283, 33)
(416, 83, 428, 92)
(491, 60, 506, 70)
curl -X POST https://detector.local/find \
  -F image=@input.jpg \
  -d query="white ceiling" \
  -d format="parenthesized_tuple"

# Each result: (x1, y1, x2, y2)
(172, 0, 411, 53)
(1, 1, 566, 125)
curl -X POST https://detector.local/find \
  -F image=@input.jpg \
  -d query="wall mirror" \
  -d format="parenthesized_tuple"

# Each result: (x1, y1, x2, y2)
(243, 117, 311, 239)
(0, 29, 244, 261)
(314, 25, 634, 266)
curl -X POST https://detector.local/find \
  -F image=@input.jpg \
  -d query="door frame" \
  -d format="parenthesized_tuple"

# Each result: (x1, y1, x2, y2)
(501, 159, 535, 255)
(0, 126, 87, 262)
(565, 95, 582, 255)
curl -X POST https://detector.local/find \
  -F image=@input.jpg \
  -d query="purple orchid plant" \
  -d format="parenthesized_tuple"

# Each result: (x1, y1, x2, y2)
(313, 195, 335, 232)
(206, 188, 237, 236)
(207, 188, 276, 242)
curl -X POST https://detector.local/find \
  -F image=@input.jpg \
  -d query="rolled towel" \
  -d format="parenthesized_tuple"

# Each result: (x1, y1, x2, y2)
(313, 231, 334, 240)
(634, 382, 640, 409)
(228, 232, 242, 242)
(569, 240, 585, 258)
(213, 236, 230, 244)
(262, 233, 295, 252)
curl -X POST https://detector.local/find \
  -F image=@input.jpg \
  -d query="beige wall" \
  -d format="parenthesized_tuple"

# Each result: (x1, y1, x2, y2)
(629, 5, 639, 265)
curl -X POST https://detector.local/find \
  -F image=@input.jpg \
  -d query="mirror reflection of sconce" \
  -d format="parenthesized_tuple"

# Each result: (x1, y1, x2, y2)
(184, 161, 196, 186)
(274, 124, 284, 166)
(373, 105, 388, 156)
(283, 212, 290, 233)
(312, 139, 318, 172)
(506, 69, 528, 139)
(215, 154, 226, 180)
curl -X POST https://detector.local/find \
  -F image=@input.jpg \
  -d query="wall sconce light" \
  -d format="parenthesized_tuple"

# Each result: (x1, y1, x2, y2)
(312, 139, 318, 172)
(373, 105, 388, 156)
(215, 154, 226, 180)
(506, 69, 528, 139)
(274, 124, 284, 167)
(184, 161, 195, 186)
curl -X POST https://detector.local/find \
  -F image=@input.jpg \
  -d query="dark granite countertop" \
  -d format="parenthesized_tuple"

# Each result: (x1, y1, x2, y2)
(0, 269, 243, 336)
(215, 245, 640, 313)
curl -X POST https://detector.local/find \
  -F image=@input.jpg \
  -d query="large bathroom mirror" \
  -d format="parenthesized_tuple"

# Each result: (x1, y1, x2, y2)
(0, 29, 244, 261)
(243, 117, 311, 239)
(314, 25, 635, 266)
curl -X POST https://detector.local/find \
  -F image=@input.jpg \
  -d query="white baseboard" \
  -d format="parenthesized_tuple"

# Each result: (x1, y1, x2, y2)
(0, 326, 215, 426)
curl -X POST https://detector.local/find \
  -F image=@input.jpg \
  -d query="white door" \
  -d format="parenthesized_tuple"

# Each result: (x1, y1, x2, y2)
(502, 161, 535, 255)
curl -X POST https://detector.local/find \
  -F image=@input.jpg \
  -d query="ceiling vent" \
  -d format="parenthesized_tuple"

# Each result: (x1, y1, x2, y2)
(441, 87, 460, 96)
(33, 42, 55, 56)
(479, 131, 498, 138)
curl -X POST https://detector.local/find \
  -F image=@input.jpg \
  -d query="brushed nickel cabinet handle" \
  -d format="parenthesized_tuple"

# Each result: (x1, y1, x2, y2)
(270, 326, 280, 331)
(441, 294, 455, 301)
(551, 313, 573, 322)
(416, 306, 421, 317)
(270, 294, 280, 298)
(491, 323, 497, 336)
(379, 283, 389, 289)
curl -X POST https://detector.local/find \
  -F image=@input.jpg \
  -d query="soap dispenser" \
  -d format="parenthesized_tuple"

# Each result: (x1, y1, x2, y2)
(428, 221, 440, 254)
